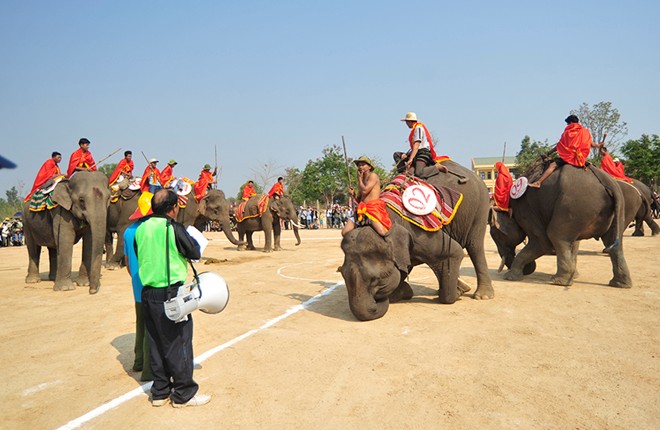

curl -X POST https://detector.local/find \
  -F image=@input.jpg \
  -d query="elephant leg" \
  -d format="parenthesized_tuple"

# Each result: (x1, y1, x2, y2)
(76, 235, 91, 287)
(465, 239, 494, 300)
(549, 239, 577, 286)
(645, 216, 660, 236)
(48, 247, 57, 281)
(432, 238, 464, 304)
(602, 226, 633, 288)
(505, 239, 545, 281)
(262, 219, 273, 253)
(237, 228, 247, 251)
(110, 227, 127, 269)
(571, 242, 580, 280)
(105, 230, 116, 267)
(54, 245, 75, 291)
(246, 232, 256, 250)
(273, 220, 282, 251)
(25, 239, 42, 284)
(632, 219, 644, 236)
(389, 278, 413, 303)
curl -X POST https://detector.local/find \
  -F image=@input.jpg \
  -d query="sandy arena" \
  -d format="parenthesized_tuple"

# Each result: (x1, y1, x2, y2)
(1, 226, 658, 429)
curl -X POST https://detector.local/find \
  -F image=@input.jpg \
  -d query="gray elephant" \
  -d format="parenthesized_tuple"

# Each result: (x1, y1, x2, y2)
(105, 188, 244, 269)
(340, 160, 495, 321)
(236, 195, 301, 252)
(626, 179, 660, 236)
(105, 188, 140, 269)
(23, 171, 110, 293)
(489, 163, 632, 288)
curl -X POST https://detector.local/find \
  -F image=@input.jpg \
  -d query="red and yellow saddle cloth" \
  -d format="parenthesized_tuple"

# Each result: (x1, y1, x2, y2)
(235, 194, 270, 223)
(381, 174, 463, 231)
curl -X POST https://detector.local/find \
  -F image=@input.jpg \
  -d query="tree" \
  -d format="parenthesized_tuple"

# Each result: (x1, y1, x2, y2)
(620, 134, 660, 188)
(250, 160, 284, 191)
(235, 181, 263, 201)
(283, 167, 304, 205)
(98, 163, 117, 178)
(571, 101, 628, 156)
(515, 135, 552, 174)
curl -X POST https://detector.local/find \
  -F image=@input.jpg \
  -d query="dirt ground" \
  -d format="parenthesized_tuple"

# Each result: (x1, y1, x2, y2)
(1, 225, 658, 429)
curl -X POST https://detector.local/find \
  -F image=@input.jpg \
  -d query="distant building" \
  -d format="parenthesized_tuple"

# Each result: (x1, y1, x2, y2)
(471, 156, 518, 193)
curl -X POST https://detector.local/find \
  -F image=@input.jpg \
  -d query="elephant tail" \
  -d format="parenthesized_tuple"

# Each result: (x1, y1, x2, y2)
(588, 166, 623, 251)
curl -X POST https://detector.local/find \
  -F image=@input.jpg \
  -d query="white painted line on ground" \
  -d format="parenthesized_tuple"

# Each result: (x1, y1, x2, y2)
(57, 281, 344, 430)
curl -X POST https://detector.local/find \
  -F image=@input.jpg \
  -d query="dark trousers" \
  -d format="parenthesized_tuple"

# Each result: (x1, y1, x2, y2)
(142, 286, 198, 404)
(133, 302, 152, 381)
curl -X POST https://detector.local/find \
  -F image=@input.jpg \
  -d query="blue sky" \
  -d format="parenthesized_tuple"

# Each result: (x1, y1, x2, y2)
(1, 1, 658, 198)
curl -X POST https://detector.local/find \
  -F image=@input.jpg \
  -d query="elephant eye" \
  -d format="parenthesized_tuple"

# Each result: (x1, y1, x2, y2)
(78, 197, 86, 210)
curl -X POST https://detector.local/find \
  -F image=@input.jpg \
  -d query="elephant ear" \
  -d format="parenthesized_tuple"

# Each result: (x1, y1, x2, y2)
(198, 196, 207, 215)
(52, 181, 73, 211)
(384, 224, 413, 275)
(269, 199, 281, 214)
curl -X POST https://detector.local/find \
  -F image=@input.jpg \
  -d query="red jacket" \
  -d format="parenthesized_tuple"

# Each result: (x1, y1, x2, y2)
(242, 184, 256, 200)
(140, 165, 161, 192)
(600, 152, 632, 183)
(67, 148, 96, 177)
(194, 170, 215, 201)
(556, 123, 593, 167)
(25, 158, 61, 201)
(493, 162, 513, 210)
(108, 158, 134, 185)
(159, 165, 174, 187)
(268, 181, 284, 197)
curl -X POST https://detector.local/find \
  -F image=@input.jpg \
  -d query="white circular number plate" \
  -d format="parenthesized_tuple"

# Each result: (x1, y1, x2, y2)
(402, 184, 438, 215)
(510, 177, 528, 199)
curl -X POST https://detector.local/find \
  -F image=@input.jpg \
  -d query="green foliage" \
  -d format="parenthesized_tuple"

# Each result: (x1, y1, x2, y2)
(515, 135, 553, 173)
(282, 145, 388, 207)
(0, 186, 23, 219)
(98, 163, 117, 178)
(571, 101, 628, 155)
(620, 134, 660, 187)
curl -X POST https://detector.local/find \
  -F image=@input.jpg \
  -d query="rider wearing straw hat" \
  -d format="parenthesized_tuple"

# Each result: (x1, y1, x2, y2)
(395, 112, 448, 179)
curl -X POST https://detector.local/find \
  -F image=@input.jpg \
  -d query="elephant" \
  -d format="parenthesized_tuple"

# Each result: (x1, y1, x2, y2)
(489, 163, 632, 288)
(340, 160, 495, 321)
(105, 188, 140, 269)
(625, 179, 660, 236)
(23, 171, 110, 293)
(235, 195, 301, 252)
(105, 188, 244, 269)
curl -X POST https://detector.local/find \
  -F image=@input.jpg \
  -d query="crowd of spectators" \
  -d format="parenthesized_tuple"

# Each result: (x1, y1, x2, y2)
(1, 217, 23, 247)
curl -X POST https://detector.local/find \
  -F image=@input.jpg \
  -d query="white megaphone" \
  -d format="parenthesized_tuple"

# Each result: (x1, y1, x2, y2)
(164, 272, 230, 323)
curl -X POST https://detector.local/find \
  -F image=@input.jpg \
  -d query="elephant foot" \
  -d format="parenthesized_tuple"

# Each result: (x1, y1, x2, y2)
(473, 284, 495, 300)
(503, 270, 523, 281)
(390, 282, 413, 303)
(550, 275, 573, 286)
(274, 246, 282, 251)
(262, 248, 273, 253)
(54, 280, 75, 291)
(651, 226, 660, 236)
(246, 245, 256, 251)
(25, 274, 41, 284)
(609, 278, 632, 289)
(237, 245, 247, 251)
(76, 278, 90, 287)
(89, 285, 100, 294)
(631, 231, 644, 237)
(457, 277, 472, 295)
(105, 263, 120, 271)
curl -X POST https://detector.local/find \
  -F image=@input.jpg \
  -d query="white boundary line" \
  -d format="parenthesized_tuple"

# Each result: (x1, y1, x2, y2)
(57, 280, 344, 430)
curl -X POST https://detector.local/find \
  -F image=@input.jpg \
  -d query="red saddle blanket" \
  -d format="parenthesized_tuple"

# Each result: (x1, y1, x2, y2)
(380, 174, 463, 231)
(235, 194, 270, 223)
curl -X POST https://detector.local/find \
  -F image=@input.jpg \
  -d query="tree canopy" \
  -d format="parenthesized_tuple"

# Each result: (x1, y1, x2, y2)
(0, 186, 23, 219)
(284, 145, 388, 207)
(515, 135, 552, 174)
(98, 163, 117, 178)
(620, 134, 660, 188)
(571, 101, 628, 156)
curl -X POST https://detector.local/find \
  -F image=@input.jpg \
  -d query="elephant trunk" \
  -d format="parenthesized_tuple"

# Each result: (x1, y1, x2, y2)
(87, 210, 108, 294)
(349, 290, 389, 321)
(221, 219, 245, 246)
(292, 223, 301, 246)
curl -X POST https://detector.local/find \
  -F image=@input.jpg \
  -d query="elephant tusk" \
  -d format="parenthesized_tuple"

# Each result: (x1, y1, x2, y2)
(497, 256, 506, 273)
(291, 221, 302, 229)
